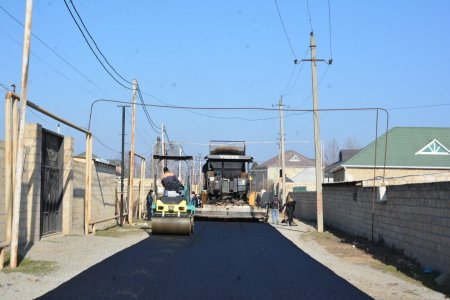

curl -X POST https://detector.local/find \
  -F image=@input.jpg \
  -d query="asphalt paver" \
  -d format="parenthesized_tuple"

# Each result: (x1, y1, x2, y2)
(39, 221, 370, 299)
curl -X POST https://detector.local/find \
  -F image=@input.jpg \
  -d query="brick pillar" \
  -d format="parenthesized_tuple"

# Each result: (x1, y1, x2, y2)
(62, 137, 73, 234)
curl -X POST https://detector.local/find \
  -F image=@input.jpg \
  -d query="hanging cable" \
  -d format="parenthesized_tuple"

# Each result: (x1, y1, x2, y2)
(0, 5, 112, 97)
(68, 0, 132, 85)
(63, 0, 132, 90)
(274, 0, 298, 60)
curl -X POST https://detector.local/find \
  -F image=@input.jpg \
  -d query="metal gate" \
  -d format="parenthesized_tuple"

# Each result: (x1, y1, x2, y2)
(41, 129, 63, 236)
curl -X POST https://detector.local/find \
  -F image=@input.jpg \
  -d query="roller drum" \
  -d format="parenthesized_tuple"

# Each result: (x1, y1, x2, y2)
(152, 217, 192, 235)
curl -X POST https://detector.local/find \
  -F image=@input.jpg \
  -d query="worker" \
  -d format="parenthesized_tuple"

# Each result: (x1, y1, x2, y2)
(191, 192, 199, 207)
(161, 167, 183, 193)
(269, 195, 280, 225)
(146, 189, 153, 220)
(283, 193, 296, 226)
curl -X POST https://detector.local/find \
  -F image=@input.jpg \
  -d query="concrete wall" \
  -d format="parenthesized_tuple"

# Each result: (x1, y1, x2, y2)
(334, 167, 450, 185)
(292, 192, 317, 221)
(72, 159, 117, 234)
(120, 178, 156, 217)
(295, 181, 450, 274)
(19, 124, 42, 248)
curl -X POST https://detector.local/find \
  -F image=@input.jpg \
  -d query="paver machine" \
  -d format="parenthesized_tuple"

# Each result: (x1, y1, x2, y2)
(151, 154, 195, 235)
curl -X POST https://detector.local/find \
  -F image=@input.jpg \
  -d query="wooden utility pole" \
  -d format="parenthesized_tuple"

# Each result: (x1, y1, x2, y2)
(279, 96, 286, 205)
(128, 79, 137, 224)
(84, 133, 92, 235)
(304, 32, 324, 232)
(10, 0, 33, 268)
(138, 158, 146, 219)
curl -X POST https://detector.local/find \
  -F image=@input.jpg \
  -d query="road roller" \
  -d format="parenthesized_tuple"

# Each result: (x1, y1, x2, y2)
(151, 155, 195, 235)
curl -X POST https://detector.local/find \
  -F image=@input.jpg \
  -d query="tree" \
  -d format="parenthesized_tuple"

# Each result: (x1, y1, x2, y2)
(324, 138, 340, 165)
(344, 137, 360, 150)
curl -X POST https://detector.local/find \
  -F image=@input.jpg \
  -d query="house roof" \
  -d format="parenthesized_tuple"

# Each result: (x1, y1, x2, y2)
(339, 127, 450, 169)
(254, 150, 315, 169)
(324, 149, 360, 176)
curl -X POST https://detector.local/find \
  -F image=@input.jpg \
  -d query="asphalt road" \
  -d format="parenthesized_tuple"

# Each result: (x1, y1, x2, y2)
(39, 221, 370, 300)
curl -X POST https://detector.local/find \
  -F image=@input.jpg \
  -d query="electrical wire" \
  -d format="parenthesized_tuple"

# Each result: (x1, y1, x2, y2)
(284, 48, 310, 97)
(327, 0, 333, 59)
(63, 0, 132, 90)
(0, 27, 100, 98)
(274, 0, 298, 59)
(92, 135, 121, 154)
(68, 0, 132, 85)
(293, 63, 330, 108)
(306, 0, 314, 33)
(0, 5, 112, 98)
(0, 83, 10, 91)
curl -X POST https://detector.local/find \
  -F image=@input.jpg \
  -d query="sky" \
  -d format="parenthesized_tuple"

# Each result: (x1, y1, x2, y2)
(1, 0, 450, 165)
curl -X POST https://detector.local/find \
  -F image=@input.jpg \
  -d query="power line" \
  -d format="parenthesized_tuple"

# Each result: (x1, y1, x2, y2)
(67, 0, 132, 85)
(0, 83, 10, 91)
(327, 0, 334, 59)
(0, 27, 100, 98)
(306, 0, 314, 33)
(274, 0, 298, 59)
(92, 135, 121, 154)
(284, 47, 310, 97)
(0, 5, 112, 98)
(63, 0, 132, 90)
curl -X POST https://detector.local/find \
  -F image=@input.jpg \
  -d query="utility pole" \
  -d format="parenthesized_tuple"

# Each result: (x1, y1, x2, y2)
(178, 146, 182, 182)
(161, 124, 165, 172)
(279, 96, 286, 206)
(128, 80, 137, 224)
(118, 106, 129, 226)
(303, 32, 326, 233)
(10, 0, 33, 269)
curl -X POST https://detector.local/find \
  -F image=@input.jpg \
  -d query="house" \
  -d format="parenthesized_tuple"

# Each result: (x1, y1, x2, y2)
(331, 127, 450, 185)
(323, 149, 360, 183)
(252, 150, 316, 193)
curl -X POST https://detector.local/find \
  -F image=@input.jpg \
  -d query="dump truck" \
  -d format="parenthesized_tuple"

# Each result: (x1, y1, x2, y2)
(195, 141, 268, 221)
(151, 155, 195, 235)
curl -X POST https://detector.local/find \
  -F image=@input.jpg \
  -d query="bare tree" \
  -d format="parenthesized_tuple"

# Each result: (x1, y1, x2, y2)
(324, 138, 340, 165)
(344, 137, 360, 150)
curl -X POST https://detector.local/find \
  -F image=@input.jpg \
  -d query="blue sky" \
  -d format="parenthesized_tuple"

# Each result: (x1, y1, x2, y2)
(1, 0, 450, 164)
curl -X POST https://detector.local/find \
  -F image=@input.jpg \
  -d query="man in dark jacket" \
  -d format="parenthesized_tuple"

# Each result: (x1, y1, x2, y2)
(283, 193, 296, 226)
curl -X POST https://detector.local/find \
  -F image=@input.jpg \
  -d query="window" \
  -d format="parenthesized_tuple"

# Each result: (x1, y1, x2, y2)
(289, 155, 301, 162)
(416, 139, 450, 155)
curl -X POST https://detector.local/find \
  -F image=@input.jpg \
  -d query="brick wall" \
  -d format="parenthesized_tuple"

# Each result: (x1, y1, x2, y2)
(72, 159, 117, 234)
(296, 181, 450, 274)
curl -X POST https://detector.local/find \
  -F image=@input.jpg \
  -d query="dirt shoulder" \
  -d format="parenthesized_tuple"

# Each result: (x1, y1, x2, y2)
(272, 218, 448, 299)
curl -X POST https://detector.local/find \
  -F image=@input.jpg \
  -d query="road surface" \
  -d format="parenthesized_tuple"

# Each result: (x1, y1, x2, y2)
(39, 220, 370, 299)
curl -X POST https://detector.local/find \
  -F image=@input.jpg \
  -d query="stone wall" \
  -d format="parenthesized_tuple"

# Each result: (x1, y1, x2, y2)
(295, 181, 450, 274)
(72, 159, 117, 234)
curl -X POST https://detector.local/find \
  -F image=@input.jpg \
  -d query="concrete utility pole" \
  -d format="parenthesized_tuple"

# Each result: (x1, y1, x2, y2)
(279, 96, 287, 205)
(128, 79, 137, 224)
(10, 0, 33, 268)
(161, 124, 165, 172)
(118, 105, 129, 226)
(178, 146, 182, 182)
(303, 32, 324, 233)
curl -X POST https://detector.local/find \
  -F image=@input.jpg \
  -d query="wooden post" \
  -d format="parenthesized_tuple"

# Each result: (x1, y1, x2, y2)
(10, 0, 33, 268)
(4, 95, 12, 244)
(84, 133, 92, 235)
(128, 79, 137, 224)
(138, 158, 145, 219)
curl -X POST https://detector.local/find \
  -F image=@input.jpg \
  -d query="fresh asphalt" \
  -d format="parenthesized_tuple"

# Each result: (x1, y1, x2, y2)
(39, 221, 370, 300)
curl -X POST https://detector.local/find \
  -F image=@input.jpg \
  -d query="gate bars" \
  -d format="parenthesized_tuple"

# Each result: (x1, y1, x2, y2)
(2, 92, 93, 269)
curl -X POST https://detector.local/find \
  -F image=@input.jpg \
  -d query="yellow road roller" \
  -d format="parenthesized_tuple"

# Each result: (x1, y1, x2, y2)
(151, 155, 195, 235)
